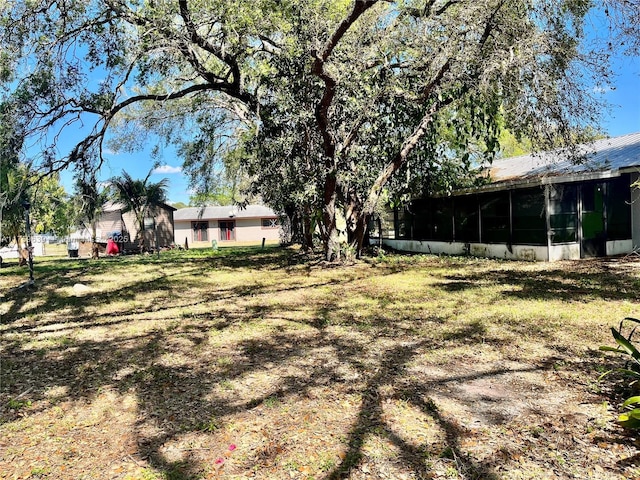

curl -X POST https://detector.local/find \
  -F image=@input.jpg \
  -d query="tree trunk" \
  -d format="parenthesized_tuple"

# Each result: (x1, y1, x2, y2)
(302, 205, 314, 252)
(91, 224, 99, 259)
(342, 106, 449, 259)
(322, 175, 341, 262)
(16, 234, 27, 267)
(323, 205, 340, 262)
(346, 207, 371, 260)
(137, 216, 146, 253)
(352, 215, 368, 259)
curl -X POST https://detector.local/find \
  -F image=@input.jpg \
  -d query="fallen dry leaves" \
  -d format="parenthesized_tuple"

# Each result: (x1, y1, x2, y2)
(1, 249, 640, 479)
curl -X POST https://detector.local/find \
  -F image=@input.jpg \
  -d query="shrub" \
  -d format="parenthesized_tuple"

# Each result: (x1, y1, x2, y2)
(600, 317, 640, 429)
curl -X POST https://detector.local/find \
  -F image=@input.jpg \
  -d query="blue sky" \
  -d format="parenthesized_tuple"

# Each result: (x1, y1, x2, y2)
(598, 55, 640, 137)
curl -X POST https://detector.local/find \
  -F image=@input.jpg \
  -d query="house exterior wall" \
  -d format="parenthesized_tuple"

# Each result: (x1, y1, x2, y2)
(93, 204, 175, 252)
(175, 220, 195, 247)
(548, 243, 580, 261)
(143, 205, 175, 249)
(95, 210, 123, 241)
(121, 206, 175, 251)
(174, 217, 282, 246)
(229, 218, 281, 242)
(608, 240, 634, 256)
(121, 211, 140, 249)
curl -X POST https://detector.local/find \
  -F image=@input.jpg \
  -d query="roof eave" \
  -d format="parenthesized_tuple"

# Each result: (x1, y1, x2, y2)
(454, 169, 626, 196)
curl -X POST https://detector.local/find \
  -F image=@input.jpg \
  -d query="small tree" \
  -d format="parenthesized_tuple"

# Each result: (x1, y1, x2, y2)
(0, 164, 29, 256)
(0, 100, 27, 250)
(30, 172, 70, 236)
(110, 170, 168, 253)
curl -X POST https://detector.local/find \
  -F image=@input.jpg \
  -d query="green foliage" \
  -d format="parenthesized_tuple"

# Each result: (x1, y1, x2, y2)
(110, 169, 168, 251)
(497, 130, 533, 159)
(7, 398, 32, 410)
(188, 187, 236, 207)
(197, 416, 220, 433)
(599, 317, 640, 429)
(72, 172, 111, 242)
(0, 163, 30, 245)
(0, 100, 26, 244)
(30, 172, 71, 236)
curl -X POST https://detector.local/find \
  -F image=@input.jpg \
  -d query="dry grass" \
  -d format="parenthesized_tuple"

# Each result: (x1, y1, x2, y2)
(1, 246, 640, 480)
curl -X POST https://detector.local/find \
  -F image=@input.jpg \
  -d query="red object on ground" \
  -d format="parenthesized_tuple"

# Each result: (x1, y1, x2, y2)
(106, 239, 119, 255)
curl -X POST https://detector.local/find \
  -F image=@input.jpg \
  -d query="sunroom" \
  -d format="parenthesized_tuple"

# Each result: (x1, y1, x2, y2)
(383, 133, 640, 261)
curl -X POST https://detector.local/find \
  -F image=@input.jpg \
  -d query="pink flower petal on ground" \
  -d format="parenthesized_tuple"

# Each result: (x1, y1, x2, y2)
(229, 444, 237, 451)
(215, 457, 225, 465)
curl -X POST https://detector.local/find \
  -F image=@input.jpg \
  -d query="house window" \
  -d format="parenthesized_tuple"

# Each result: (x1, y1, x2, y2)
(607, 175, 632, 240)
(549, 184, 577, 244)
(431, 198, 454, 241)
(480, 192, 510, 244)
(398, 198, 453, 241)
(454, 195, 479, 242)
(262, 218, 279, 229)
(395, 208, 411, 239)
(219, 220, 236, 241)
(512, 188, 546, 245)
(192, 221, 208, 242)
(408, 199, 430, 240)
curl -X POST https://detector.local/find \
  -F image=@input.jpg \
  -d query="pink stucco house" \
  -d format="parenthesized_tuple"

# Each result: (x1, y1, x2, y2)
(173, 205, 283, 247)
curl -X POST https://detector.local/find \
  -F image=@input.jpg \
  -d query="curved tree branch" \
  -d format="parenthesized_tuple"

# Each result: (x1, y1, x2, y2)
(311, 0, 379, 163)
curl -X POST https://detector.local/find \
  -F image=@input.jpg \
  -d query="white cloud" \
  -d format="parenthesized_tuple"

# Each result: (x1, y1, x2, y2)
(152, 165, 183, 174)
(593, 85, 614, 95)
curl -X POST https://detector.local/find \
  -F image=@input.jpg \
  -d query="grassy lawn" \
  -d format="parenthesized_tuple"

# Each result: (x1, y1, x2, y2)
(1, 247, 640, 479)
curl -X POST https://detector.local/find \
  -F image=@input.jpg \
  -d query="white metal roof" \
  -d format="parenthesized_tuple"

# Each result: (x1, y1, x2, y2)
(102, 201, 176, 212)
(173, 205, 278, 221)
(486, 132, 640, 187)
(102, 201, 127, 212)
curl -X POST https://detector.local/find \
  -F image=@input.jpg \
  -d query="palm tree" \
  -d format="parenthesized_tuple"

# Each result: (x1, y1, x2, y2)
(110, 169, 168, 253)
(74, 173, 110, 258)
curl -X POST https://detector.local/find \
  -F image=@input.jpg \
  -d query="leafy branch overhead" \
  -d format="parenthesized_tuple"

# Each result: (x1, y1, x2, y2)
(1, 0, 639, 259)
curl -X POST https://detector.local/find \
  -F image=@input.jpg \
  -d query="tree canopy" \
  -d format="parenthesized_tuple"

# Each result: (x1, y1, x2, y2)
(1, 0, 638, 259)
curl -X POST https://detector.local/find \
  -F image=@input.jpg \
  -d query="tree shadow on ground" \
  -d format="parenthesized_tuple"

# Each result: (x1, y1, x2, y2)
(323, 340, 502, 480)
(1, 250, 637, 479)
(438, 258, 640, 303)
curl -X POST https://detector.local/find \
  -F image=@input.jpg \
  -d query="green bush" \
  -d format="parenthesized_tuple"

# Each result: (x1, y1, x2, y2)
(600, 317, 640, 429)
